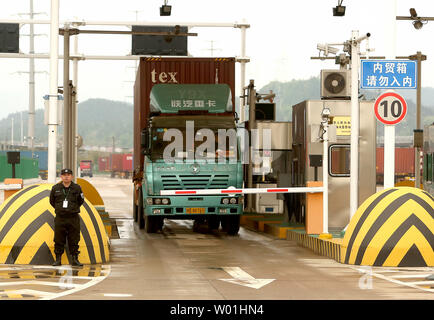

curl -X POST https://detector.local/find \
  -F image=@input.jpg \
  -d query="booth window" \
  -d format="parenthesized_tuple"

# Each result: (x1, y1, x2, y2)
(425, 153, 433, 182)
(329, 144, 350, 177)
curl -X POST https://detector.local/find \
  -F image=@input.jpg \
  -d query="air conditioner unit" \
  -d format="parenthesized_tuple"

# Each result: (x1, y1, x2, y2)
(320, 69, 351, 99)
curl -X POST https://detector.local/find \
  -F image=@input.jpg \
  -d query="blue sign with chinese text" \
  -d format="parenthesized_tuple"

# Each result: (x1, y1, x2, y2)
(361, 60, 417, 89)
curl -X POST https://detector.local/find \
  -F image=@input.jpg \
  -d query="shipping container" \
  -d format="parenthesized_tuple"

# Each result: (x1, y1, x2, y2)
(376, 147, 415, 183)
(133, 57, 236, 179)
(20, 151, 48, 171)
(110, 154, 123, 172)
(122, 153, 133, 171)
(0, 155, 39, 181)
(1, 150, 48, 179)
(98, 156, 110, 172)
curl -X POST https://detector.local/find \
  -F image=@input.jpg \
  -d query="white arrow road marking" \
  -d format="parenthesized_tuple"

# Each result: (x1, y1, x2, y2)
(219, 267, 275, 289)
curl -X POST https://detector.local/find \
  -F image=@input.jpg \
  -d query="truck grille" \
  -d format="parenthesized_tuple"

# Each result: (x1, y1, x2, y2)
(161, 174, 230, 190)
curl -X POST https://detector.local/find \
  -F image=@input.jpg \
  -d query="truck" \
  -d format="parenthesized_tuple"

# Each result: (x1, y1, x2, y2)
(110, 153, 133, 179)
(132, 57, 243, 234)
(79, 160, 93, 177)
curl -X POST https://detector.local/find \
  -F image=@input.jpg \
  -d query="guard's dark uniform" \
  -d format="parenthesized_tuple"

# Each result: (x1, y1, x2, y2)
(49, 181, 84, 257)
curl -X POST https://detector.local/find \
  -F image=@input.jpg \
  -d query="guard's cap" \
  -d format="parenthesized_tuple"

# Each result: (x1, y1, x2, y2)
(60, 168, 73, 175)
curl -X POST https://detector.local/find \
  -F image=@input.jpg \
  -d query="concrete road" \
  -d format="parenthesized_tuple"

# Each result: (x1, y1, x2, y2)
(0, 176, 432, 300)
(60, 176, 433, 300)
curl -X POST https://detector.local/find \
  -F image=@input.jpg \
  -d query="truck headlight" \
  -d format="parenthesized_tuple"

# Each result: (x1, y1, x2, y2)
(162, 198, 170, 205)
(146, 198, 153, 205)
(230, 198, 237, 204)
(154, 198, 162, 205)
(222, 198, 229, 205)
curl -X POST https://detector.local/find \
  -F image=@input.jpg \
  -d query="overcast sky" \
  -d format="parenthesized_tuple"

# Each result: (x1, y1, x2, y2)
(0, 0, 434, 120)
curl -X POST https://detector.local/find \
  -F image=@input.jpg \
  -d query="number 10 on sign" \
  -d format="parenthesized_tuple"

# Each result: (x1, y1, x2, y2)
(374, 92, 407, 125)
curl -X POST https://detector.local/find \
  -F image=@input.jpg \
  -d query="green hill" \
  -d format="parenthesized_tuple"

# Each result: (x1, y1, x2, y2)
(258, 77, 434, 136)
(1, 79, 433, 148)
(0, 98, 133, 148)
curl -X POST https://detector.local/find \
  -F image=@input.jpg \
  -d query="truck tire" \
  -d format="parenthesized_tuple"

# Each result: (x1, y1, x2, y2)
(207, 216, 220, 230)
(138, 187, 145, 229)
(145, 215, 159, 233)
(158, 217, 164, 230)
(133, 190, 138, 222)
(225, 215, 240, 236)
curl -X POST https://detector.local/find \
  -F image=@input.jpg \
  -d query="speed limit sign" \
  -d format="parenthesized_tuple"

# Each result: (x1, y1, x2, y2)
(374, 92, 407, 125)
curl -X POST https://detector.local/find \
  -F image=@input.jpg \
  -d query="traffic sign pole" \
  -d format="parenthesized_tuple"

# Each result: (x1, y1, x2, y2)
(350, 30, 360, 218)
(384, 0, 397, 189)
(47, 0, 59, 183)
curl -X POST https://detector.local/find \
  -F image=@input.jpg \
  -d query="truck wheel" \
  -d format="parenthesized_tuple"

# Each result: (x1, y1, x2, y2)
(193, 219, 204, 233)
(226, 215, 240, 236)
(133, 190, 138, 222)
(207, 216, 220, 230)
(138, 187, 145, 229)
(145, 215, 158, 233)
(158, 217, 164, 230)
(221, 217, 229, 232)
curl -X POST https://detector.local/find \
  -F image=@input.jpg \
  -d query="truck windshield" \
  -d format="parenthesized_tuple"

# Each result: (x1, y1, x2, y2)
(150, 116, 238, 162)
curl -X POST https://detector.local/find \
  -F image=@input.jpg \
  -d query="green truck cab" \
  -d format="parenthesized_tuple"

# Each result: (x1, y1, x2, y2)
(137, 84, 243, 234)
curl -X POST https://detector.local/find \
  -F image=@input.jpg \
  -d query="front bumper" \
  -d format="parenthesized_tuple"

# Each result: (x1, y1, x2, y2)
(144, 195, 243, 216)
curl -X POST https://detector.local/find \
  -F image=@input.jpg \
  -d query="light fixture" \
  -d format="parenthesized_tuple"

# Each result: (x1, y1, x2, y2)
(160, 0, 171, 16)
(333, 1, 345, 16)
(413, 20, 423, 30)
(409, 8, 427, 30)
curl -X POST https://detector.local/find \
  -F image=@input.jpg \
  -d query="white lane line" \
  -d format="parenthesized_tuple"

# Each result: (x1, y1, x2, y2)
(348, 266, 434, 293)
(103, 293, 133, 297)
(389, 274, 434, 279)
(404, 281, 434, 286)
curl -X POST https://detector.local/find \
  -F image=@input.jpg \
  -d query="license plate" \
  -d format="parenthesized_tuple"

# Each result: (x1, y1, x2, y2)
(186, 208, 205, 214)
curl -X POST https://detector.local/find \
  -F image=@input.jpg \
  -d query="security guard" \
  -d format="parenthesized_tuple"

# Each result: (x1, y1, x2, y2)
(49, 168, 84, 267)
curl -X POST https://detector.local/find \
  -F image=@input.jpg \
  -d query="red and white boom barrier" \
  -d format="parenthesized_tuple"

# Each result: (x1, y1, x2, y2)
(160, 186, 324, 196)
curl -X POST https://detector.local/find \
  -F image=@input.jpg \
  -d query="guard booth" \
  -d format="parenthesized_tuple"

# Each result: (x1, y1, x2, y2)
(252, 121, 292, 214)
(423, 123, 434, 195)
(290, 99, 377, 229)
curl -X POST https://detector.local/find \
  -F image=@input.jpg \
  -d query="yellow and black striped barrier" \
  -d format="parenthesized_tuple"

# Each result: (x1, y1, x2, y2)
(341, 187, 434, 267)
(287, 230, 342, 262)
(0, 184, 110, 265)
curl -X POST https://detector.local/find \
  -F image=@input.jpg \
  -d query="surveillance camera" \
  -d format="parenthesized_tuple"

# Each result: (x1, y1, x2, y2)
(317, 44, 339, 56)
(160, 4, 171, 16)
(321, 107, 331, 118)
(333, 5, 346, 16)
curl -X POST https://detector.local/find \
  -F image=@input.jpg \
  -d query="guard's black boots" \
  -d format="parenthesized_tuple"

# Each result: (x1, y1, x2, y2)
(52, 254, 62, 266)
(71, 255, 83, 267)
